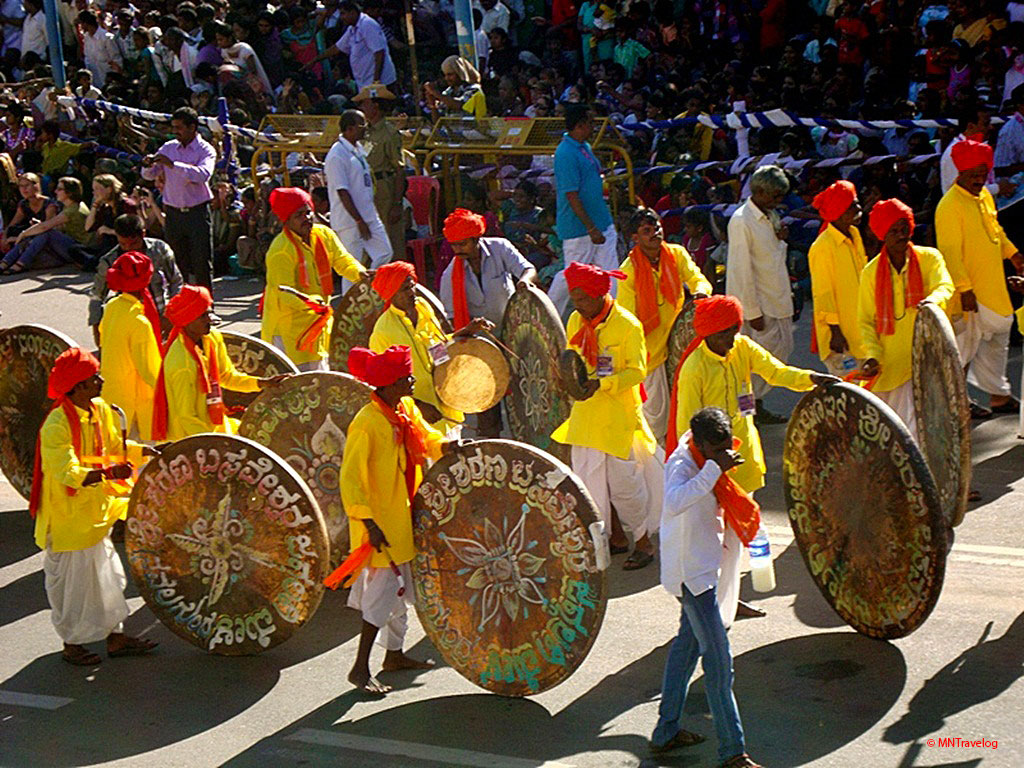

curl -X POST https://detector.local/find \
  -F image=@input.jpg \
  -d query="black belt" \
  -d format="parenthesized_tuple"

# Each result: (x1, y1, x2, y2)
(166, 200, 210, 214)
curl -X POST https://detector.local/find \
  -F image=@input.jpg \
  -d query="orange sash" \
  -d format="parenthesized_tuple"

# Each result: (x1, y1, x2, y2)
(451, 256, 470, 330)
(371, 394, 431, 501)
(875, 245, 924, 336)
(569, 295, 614, 367)
(152, 332, 224, 440)
(688, 435, 761, 545)
(28, 398, 104, 518)
(628, 243, 681, 335)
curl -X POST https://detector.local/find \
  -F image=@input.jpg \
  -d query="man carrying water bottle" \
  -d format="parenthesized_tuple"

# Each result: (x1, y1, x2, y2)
(652, 406, 761, 766)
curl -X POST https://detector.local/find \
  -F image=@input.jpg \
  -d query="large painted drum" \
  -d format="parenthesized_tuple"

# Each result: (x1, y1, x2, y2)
(499, 285, 573, 463)
(220, 330, 299, 411)
(0, 325, 74, 499)
(412, 439, 607, 695)
(238, 371, 372, 564)
(912, 303, 971, 527)
(783, 382, 948, 639)
(125, 434, 328, 655)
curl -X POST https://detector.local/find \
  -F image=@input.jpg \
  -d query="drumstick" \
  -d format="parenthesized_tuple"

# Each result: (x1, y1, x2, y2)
(480, 329, 521, 361)
(278, 284, 329, 308)
(384, 549, 406, 597)
(109, 404, 128, 459)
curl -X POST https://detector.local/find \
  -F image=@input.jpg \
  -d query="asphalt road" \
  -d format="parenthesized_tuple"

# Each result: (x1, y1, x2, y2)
(1, 267, 1021, 768)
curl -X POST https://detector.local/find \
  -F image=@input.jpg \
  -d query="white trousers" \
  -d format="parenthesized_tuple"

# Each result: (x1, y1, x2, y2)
(571, 437, 663, 541)
(548, 224, 620, 318)
(743, 315, 794, 398)
(44, 536, 129, 645)
(875, 379, 919, 447)
(272, 335, 328, 372)
(337, 218, 394, 293)
(347, 562, 413, 651)
(955, 305, 1012, 396)
(643, 363, 669, 446)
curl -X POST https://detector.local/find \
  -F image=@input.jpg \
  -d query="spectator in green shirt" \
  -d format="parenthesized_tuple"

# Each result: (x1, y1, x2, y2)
(37, 120, 94, 181)
(0, 177, 94, 273)
(612, 18, 650, 78)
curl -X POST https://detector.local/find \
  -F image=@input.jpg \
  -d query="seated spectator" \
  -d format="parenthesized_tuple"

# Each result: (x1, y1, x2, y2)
(424, 56, 487, 118)
(87, 174, 134, 255)
(2, 173, 57, 252)
(0, 176, 93, 273)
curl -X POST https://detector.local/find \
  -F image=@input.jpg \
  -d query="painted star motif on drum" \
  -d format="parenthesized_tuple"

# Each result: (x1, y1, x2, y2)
(440, 507, 547, 631)
(166, 490, 288, 606)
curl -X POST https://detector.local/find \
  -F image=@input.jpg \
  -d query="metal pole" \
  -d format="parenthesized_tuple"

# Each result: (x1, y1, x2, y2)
(216, 97, 238, 187)
(403, 0, 421, 117)
(453, 0, 478, 71)
(42, 0, 66, 89)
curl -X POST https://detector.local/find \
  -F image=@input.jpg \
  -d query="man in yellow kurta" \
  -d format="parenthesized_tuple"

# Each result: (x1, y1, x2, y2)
(808, 180, 868, 376)
(262, 187, 368, 371)
(667, 295, 835, 624)
(936, 139, 1023, 416)
(153, 285, 290, 441)
(551, 262, 663, 571)
(339, 345, 452, 693)
(618, 208, 711, 441)
(858, 199, 955, 443)
(369, 261, 489, 435)
(30, 348, 159, 666)
(98, 251, 163, 439)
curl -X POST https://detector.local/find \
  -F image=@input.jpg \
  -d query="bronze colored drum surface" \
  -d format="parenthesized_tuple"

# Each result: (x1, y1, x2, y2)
(913, 303, 971, 528)
(329, 280, 451, 372)
(220, 330, 299, 411)
(558, 349, 590, 401)
(664, 300, 696, 386)
(0, 325, 74, 499)
(412, 439, 607, 696)
(238, 371, 371, 563)
(126, 434, 328, 655)
(500, 285, 572, 463)
(783, 382, 948, 639)
(434, 336, 510, 413)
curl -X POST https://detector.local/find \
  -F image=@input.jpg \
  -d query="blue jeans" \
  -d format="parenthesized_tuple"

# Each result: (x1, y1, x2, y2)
(1, 229, 85, 269)
(652, 584, 745, 762)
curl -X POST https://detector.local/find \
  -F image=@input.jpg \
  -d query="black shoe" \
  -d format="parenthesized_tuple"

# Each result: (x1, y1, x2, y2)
(970, 401, 993, 420)
(990, 397, 1020, 414)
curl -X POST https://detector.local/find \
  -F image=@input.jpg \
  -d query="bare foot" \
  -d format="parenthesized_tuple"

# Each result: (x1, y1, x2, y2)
(382, 651, 436, 671)
(348, 666, 392, 694)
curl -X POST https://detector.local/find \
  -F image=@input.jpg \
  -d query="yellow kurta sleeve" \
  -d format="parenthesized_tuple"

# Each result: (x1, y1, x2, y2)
(935, 191, 973, 293)
(597, 318, 647, 395)
(167, 359, 212, 438)
(744, 336, 816, 391)
(809, 234, 841, 325)
(319, 224, 364, 283)
(922, 246, 955, 307)
(407, 398, 446, 461)
(339, 422, 373, 522)
(673, 243, 712, 296)
(858, 260, 884, 364)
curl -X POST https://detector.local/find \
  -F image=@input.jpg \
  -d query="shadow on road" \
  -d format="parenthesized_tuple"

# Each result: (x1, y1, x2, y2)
(754, 540, 848, 631)
(0, 590, 363, 767)
(224, 630, 903, 768)
(0, 507, 38, 569)
(965, 442, 1024, 511)
(883, 612, 1024, 745)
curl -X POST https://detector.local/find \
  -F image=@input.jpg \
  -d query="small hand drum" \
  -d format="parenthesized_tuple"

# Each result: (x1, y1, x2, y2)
(434, 336, 510, 413)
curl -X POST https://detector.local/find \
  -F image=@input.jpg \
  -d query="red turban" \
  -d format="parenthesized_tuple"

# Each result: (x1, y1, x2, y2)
(565, 261, 627, 298)
(348, 345, 413, 387)
(812, 180, 857, 224)
(951, 139, 994, 172)
(47, 347, 100, 399)
(666, 295, 744, 456)
(107, 250, 154, 293)
(269, 187, 312, 222)
(869, 198, 915, 241)
(443, 208, 487, 243)
(372, 261, 416, 302)
(165, 285, 213, 327)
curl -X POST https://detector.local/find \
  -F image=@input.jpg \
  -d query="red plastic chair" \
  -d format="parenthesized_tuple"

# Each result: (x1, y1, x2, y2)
(405, 175, 440, 284)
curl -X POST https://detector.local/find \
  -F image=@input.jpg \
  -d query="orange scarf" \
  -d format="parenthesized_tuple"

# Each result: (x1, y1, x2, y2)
(451, 256, 470, 330)
(285, 227, 333, 297)
(628, 244, 681, 335)
(371, 394, 430, 501)
(874, 245, 924, 336)
(688, 435, 761, 545)
(570, 295, 614, 367)
(138, 288, 164, 351)
(151, 331, 224, 440)
(28, 398, 104, 518)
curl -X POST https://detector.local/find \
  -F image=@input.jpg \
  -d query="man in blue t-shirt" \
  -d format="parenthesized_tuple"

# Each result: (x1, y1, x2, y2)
(549, 105, 620, 316)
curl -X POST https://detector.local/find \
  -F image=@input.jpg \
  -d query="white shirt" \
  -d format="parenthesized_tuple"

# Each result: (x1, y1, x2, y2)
(941, 134, 999, 196)
(476, 1, 511, 34)
(324, 136, 378, 233)
(475, 27, 490, 66)
(335, 13, 396, 89)
(82, 27, 122, 88)
(438, 237, 533, 326)
(2, 0, 24, 53)
(20, 10, 47, 58)
(725, 198, 794, 320)
(660, 433, 741, 597)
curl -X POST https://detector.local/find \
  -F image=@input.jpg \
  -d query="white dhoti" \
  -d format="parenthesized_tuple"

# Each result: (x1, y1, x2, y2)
(548, 224, 620, 318)
(44, 536, 129, 645)
(875, 379, 919, 446)
(642, 363, 669, 446)
(955, 305, 1013, 396)
(336, 218, 394, 293)
(743, 315, 794, 398)
(347, 562, 414, 650)
(571, 436, 664, 541)
(271, 335, 329, 372)
(718, 527, 743, 630)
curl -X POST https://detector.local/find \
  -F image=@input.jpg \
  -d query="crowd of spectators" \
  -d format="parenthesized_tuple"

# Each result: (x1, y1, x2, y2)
(0, 0, 1020, 290)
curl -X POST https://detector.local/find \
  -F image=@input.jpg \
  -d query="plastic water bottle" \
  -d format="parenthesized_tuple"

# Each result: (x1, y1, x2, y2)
(749, 528, 776, 592)
(840, 355, 858, 373)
